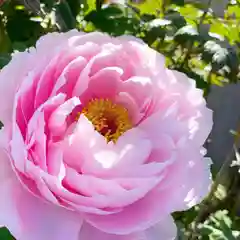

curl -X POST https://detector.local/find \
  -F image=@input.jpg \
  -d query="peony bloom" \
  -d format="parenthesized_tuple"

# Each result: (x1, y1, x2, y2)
(0, 30, 212, 240)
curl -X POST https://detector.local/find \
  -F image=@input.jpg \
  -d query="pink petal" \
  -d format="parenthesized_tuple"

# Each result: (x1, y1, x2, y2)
(34, 54, 62, 108)
(48, 97, 81, 136)
(78, 222, 140, 240)
(86, 66, 123, 100)
(51, 56, 87, 97)
(152, 144, 212, 212)
(63, 115, 104, 173)
(24, 161, 59, 204)
(64, 167, 161, 208)
(139, 108, 188, 145)
(0, 150, 22, 238)
(121, 76, 153, 108)
(143, 215, 177, 240)
(84, 188, 174, 235)
(73, 51, 116, 97)
(47, 142, 65, 177)
(115, 92, 141, 125)
(89, 47, 136, 81)
(14, 179, 82, 240)
(68, 32, 111, 47)
(10, 123, 27, 172)
(14, 71, 39, 137)
(79, 219, 177, 240)
(0, 51, 31, 124)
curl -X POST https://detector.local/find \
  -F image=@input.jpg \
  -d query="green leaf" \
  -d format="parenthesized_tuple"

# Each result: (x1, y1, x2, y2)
(200, 210, 240, 240)
(202, 41, 227, 68)
(129, 0, 161, 15)
(174, 25, 199, 43)
(5, 6, 43, 46)
(165, 10, 186, 28)
(0, 17, 12, 53)
(148, 18, 171, 28)
(202, 40, 239, 76)
(55, 0, 76, 31)
(99, 5, 124, 17)
(0, 228, 14, 240)
(0, 53, 11, 69)
(170, 0, 185, 6)
(67, 0, 87, 17)
(143, 18, 172, 45)
(85, 5, 140, 36)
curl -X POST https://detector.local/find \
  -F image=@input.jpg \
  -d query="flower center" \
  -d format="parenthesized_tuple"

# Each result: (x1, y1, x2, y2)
(80, 99, 132, 143)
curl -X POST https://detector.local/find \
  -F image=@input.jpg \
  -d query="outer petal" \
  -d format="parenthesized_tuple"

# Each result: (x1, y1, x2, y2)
(78, 222, 137, 240)
(84, 188, 173, 235)
(0, 30, 79, 124)
(0, 148, 22, 237)
(13, 184, 83, 240)
(175, 157, 212, 211)
(0, 148, 82, 240)
(0, 51, 31, 124)
(79, 216, 177, 240)
(143, 215, 177, 240)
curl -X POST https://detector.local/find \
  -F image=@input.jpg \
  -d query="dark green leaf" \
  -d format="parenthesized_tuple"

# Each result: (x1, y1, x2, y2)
(100, 5, 124, 18)
(5, 7, 43, 45)
(170, 0, 185, 6)
(148, 19, 172, 28)
(202, 40, 239, 75)
(55, 0, 76, 31)
(174, 25, 199, 43)
(67, 0, 87, 17)
(0, 53, 11, 68)
(0, 16, 12, 53)
(85, 5, 140, 36)
(0, 228, 14, 240)
(165, 10, 186, 29)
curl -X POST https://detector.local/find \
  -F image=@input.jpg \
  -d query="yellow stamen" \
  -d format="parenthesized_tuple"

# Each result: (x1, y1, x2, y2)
(77, 99, 132, 143)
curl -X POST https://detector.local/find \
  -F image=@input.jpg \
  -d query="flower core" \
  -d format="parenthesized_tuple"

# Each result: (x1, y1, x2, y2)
(81, 99, 132, 143)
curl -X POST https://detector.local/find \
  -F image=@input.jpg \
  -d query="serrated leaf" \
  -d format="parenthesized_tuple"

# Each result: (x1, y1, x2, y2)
(148, 19, 171, 28)
(84, 6, 139, 36)
(100, 5, 124, 17)
(174, 25, 199, 43)
(175, 25, 198, 37)
(203, 40, 228, 66)
(165, 10, 186, 28)
(202, 40, 239, 75)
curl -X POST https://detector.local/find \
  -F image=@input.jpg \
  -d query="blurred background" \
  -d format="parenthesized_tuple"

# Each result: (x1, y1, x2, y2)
(0, 0, 240, 239)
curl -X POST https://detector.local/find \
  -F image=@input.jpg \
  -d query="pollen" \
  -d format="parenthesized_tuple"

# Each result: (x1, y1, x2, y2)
(77, 99, 132, 143)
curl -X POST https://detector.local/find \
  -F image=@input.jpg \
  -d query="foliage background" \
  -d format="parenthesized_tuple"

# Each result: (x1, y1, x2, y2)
(0, 0, 240, 239)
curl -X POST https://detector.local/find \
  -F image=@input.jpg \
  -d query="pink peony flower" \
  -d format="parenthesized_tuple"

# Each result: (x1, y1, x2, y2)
(0, 30, 213, 240)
